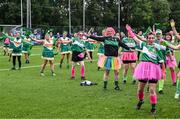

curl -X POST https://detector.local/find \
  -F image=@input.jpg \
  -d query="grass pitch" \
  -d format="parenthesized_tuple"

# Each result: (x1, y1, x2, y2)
(0, 46, 180, 118)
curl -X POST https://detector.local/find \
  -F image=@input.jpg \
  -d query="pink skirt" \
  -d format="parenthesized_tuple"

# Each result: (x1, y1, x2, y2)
(121, 52, 137, 61)
(97, 55, 105, 67)
(166, 55, 177, 68)
(133, 62, 162, 80)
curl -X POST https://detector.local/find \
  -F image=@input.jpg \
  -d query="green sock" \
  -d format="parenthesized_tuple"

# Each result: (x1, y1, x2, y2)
(104, 81, 108, 88)
(151, 104, 156, 110)
(176, 79, 180, 93)
(114, 81, 119, 86)
(158, 80, 164, 91)
(123, 76, 127, 81)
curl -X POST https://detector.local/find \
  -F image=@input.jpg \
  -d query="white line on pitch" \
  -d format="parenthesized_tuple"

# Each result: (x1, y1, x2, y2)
(0, 60, 97, 72)
(0, 54, 41, 59)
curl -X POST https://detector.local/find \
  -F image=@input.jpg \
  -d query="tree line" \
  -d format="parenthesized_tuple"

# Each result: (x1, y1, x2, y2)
(0, 0, 180, 32)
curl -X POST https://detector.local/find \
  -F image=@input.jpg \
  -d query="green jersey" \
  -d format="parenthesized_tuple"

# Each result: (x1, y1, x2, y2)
(84, 40, 95, 51)
(71, 38, 86, 53)
(122, 37, 136, 52)
(98, 42, 104, 54)
(60, 37, 71, 53)
(22, 38, 33, 53)
(139, 41, 164, 64)
(154, 39, 170, 61)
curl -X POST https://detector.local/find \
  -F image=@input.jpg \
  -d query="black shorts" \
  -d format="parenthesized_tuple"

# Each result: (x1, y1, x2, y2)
(122, 60, 136, 64)
(178, 61, 180, 69)
(72, 51, 84, 62)
(139, 80, 158, 84)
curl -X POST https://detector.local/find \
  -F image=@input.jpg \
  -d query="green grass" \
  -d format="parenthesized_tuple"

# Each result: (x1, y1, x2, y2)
(0, 46, 180, 118)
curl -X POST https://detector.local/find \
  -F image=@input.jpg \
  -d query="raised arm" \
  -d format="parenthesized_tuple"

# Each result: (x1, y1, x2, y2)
(170, 19, 180, 39)
(2, 32, 14, 40)
(88, 35, 108, 42)
(161, 40, 180, 50)
(125, 24, 142, 44)
(118, 39, 130, 50)
(85, 38, 96, 43)
(30, 37, 44, 44)
(167, 43, 180, 50)
(136, 35, 147, 42)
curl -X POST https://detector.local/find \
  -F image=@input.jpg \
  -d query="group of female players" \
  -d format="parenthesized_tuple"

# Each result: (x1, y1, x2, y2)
(1, 19, 180, 114)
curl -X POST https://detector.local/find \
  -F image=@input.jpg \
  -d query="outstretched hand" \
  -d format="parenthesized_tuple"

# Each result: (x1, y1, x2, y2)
(125, 24, 136, 39)
(126, 24, 132, 32)
(170, 19, 175, 27)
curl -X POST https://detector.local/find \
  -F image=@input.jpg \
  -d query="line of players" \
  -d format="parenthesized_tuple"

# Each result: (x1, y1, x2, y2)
(1, 20, 180, 114)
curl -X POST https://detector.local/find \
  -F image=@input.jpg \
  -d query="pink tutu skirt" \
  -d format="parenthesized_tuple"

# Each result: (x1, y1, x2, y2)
(166, 55, 177, 68)
(121, 52, 137, 61)
(97, 55, 105, 67)
(133, 62, 162, 80)
(98, 56, 121, 70)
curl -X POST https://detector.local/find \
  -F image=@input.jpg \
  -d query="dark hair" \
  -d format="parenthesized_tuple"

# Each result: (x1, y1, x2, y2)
(165, 32, 172, 41)
(147, 33, 155, 37)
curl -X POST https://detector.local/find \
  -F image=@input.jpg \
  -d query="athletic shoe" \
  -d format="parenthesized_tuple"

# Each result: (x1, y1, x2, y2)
(151, 109, 157, 114)
(40, 73, 45, 76)
(132, 80, 136, 85)
(174, 93, 179, 99)
(114, 85, 120, 90)
(123, 80, 126, 84)
(52, 73, 56, 76)
(81, 77, 85, 80)
(71, 77, 75, 80)
(136, 101, 144, 110)
(11, 67, 16, 70)
(159, 90, 164, 94)
(173, 83, 176, 86)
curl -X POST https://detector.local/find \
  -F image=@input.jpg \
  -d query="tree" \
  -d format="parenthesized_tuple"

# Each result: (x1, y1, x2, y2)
(0, 0, 179, 32)
(168, 0, 180, 31)
(130, 0, 153, 29)
(152, 0, 171, 25)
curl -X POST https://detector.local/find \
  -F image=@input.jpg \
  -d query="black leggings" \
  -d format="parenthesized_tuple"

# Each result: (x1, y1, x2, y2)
(12, 56, 21, 68)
